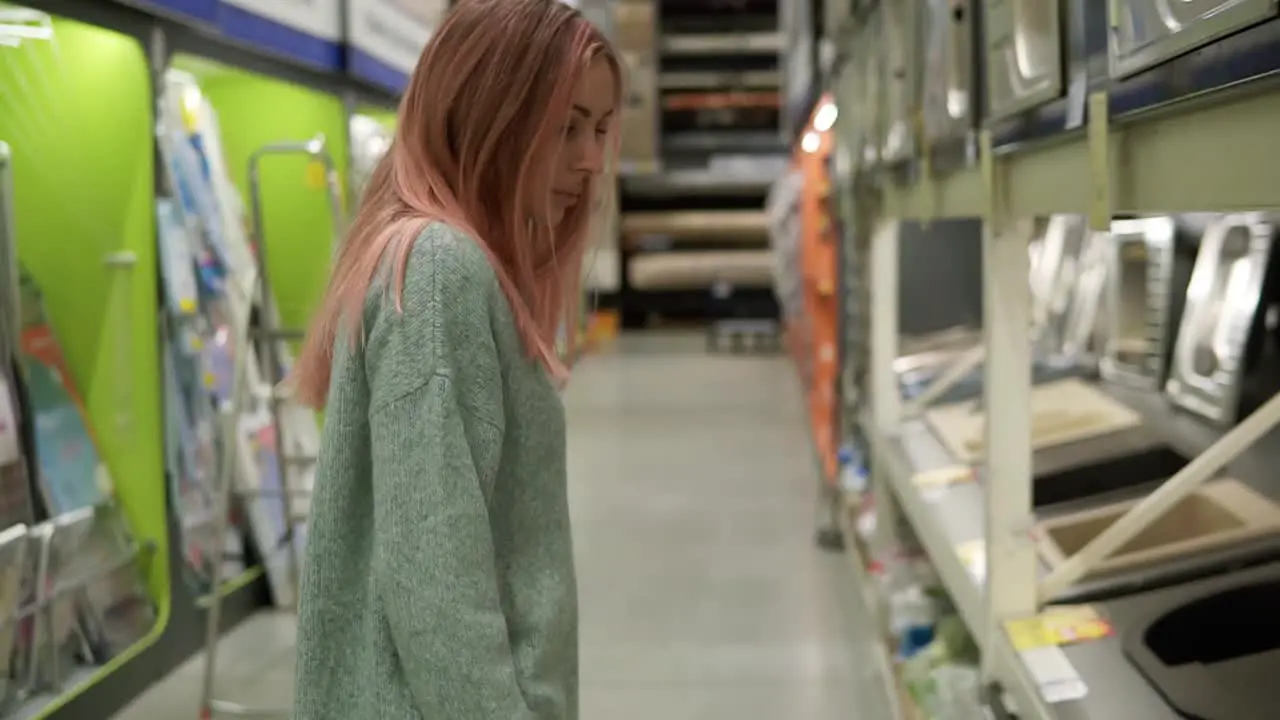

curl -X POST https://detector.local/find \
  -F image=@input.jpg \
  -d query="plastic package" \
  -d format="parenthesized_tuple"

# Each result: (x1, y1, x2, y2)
(838, 444, 869, 494)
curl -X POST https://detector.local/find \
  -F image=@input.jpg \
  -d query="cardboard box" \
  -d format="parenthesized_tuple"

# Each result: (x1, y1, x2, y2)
(613, 0, 656, 53)
(621, 53, 658, 109)
(619, 110, 659, 163)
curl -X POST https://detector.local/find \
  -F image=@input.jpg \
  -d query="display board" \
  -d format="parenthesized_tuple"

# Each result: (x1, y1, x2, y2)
(217, 0, 343, 71)
(345, 0, 444, 92)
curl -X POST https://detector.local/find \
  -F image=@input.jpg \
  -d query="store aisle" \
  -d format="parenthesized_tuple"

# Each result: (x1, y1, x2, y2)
(118, 332, 887, 719)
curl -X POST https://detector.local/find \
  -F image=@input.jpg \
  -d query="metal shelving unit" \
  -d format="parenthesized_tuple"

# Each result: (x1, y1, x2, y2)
(825, 1, 1280, 718)
(613, 0, 790, 331)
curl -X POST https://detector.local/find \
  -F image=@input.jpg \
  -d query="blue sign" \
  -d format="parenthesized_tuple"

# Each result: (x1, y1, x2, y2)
(217, 0, 343, 71)
(121, 0, 219, 25)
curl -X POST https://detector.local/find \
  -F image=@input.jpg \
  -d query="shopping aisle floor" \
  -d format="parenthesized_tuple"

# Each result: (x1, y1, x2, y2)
(118, 332, 889, 719)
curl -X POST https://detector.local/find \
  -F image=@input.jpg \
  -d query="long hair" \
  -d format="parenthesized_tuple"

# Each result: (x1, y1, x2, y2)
(291, 0, 620, 408)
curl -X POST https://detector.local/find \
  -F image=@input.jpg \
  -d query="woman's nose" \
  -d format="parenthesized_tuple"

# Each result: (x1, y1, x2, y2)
(575, 136, 605, 175)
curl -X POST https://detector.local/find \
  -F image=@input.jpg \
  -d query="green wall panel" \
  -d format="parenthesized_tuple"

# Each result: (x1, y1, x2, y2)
(0, 5, 170, 683)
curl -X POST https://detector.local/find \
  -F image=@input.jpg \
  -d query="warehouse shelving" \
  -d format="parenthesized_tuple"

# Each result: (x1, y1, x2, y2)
(829, 3, 1280, 719)
(836, 493, 907, 720)
(613, 0, 791, 330)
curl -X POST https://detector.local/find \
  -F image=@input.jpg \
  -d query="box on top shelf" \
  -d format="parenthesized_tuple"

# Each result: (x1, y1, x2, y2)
(614, 0, 657, 54)
(618, 49, 659, 168)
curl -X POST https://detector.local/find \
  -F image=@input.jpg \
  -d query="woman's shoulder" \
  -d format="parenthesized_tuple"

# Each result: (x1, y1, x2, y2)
(361, 222, 505, 408)
(400, 221, 499, 304)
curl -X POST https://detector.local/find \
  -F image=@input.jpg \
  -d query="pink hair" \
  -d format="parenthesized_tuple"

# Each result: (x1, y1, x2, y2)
(292, 0, 620, 408)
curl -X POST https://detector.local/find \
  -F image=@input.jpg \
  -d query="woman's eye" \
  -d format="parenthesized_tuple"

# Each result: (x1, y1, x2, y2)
(564, 125, 580, 139)
(595, 127, 608, 137)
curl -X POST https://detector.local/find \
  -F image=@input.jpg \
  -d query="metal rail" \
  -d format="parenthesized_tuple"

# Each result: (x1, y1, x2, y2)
(198, 136, 342, 720)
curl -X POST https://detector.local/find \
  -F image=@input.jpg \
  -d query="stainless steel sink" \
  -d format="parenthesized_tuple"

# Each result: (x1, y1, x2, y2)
(1109, 0, 1278, 79)
(881, 1, 923, 163)
(985, 0, 1064, 119)
(1101, 217, 1194, 390)
(1166, 214, 1276, 425)
(923, 0, 975, 144)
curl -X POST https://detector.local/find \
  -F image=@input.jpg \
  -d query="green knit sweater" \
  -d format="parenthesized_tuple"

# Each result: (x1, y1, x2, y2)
(293, 223, 576, 719)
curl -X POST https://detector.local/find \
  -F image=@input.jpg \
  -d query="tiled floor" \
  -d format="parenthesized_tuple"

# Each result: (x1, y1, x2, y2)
(117, 332, 889, 719)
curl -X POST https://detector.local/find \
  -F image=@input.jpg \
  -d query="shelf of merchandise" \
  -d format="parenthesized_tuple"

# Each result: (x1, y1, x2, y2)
(833, 22, 1280, 720)
(836, 494, 908, 720)
(796, 99, 839, 483)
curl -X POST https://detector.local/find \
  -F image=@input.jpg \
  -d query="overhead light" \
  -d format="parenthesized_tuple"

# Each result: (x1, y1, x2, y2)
(812, 101, 838, 133)
(801, 131, 821, 154)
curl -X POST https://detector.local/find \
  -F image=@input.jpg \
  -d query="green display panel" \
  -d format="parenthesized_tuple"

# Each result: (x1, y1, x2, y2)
(0, 6, 170, 703)
(172, 55, 351, 336)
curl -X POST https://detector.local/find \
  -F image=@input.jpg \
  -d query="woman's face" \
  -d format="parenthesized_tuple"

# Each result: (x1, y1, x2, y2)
(549, 57, 615, 225)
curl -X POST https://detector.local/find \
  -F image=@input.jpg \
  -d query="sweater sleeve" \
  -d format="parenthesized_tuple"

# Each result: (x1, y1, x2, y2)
(363, 225, 530, 717)
(369, 372, 533, 718)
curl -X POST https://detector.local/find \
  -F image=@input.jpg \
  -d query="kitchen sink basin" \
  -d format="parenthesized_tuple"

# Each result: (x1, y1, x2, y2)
(1036, 479, 1280, 579)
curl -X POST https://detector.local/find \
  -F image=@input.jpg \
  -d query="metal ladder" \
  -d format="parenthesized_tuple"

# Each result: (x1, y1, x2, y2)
(198, 137, 342, 719)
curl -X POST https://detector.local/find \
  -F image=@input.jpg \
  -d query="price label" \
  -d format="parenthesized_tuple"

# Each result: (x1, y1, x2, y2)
(1004, 606, 1113, 651)
(305, 160, 328, 190)
(913, 465, 975, 501)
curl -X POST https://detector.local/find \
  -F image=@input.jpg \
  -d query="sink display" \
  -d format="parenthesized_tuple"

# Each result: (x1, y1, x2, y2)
(854, 9, 886, 170)
(1036, 478, 1280, 579)
(1059, 228, 1111, 366)
(923, 0, 974, 143)
(1030, 216, 1089, 357)
(881, 1, 922, 163)
(922, 0, 975, 145)
(1100, 217, 1195, 390)
(1166, 214, 1275, 426)
(984, 0, 1064, 119)
(1033, 441, 1187, 508)
(1109, 0, 1278, 79)
(1120, 562, 1280, 720)
(925, 377, 1141, 462)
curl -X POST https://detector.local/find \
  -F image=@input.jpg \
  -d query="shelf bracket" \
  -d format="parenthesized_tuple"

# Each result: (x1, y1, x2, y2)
(920, 136, 936, 227)
(1087, 91, 1112, 231)
(979, 129, 1038, 677)
(868, 217, 903, 559)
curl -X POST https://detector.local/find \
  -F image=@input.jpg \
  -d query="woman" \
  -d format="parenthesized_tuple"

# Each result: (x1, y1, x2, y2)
(289, 1, 619, 717)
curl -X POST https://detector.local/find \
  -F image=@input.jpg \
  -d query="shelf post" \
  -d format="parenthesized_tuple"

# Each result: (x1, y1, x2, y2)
(868, 217, 902, 554)
(978, 129, 1037, 673)
(1087, 92, 1112, 231)
(868, 218, 901, 434)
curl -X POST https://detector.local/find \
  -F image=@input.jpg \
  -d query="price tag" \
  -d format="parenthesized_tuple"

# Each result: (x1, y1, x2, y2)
(305, 160, 328, 190)
(913, 465, 974, 501)
(1004, 606, 1113, 651)
(1020, 646, 1088, 703)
